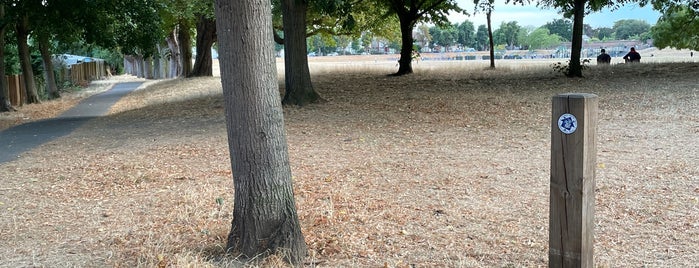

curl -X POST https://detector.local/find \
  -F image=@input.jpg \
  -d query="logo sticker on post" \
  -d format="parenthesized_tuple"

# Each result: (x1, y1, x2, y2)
(558, 113, 577, 134)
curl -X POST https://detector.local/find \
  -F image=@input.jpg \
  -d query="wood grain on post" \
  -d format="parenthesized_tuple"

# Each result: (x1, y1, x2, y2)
(550, 93, 598, 268)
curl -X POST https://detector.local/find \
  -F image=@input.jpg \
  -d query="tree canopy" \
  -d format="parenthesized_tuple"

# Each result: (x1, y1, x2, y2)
(650, 2, 699, 50)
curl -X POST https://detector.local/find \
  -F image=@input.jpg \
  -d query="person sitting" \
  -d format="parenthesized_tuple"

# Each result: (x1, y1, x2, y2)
(597, 49, 611, 64)
(623, 47, 641, 63)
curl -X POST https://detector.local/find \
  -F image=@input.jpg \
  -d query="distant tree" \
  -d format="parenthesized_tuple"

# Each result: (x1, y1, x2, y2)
(456, 20, 476, 48)
(414, 24, 432, 49)
(430, 24, 458, 49)
(596, 27, 614, 40)
(650, 3, 699, 50)
(613, 19, 651, 40)
(474, 0, 495, 68)
(475, 24, 489, 51)
(544, 18, 573, 41)
(493, 21, 521, 48)
(522, 27, 563, 49)
(383, 0, 464, 75)
(583, 23, 594, 37)
(213, 0, 307, 264)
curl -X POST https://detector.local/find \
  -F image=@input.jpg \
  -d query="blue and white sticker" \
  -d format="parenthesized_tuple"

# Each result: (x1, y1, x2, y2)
(558, 113, 577, 134)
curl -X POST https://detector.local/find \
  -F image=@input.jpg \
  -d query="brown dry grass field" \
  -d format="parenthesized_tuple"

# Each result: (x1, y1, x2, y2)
(1, 48, 698, 267)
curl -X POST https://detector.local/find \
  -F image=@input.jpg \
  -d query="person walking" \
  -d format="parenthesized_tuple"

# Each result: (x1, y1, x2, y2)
(623, 47, 641, 63)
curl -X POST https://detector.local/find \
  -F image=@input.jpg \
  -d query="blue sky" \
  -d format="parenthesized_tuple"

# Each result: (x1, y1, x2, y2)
(449, 0, 661, 29)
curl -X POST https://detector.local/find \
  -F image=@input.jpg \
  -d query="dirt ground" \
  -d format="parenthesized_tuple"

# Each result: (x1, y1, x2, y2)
(0, 52, 697, 267)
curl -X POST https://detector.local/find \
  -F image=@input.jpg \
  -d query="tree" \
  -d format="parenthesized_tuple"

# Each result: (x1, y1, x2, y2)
(279, 0, 320, 105)
(456, 20, 476, 48)
(190, 14, 217, 77)
(384, 0, 463, 75)
(596, 27, 614, 40)
(544, 18, 573, 41)
(613, 19, 651, 40)
(0, 5, 13, 112)
(189, 0, 217, 77)
(493, 21, 521, 48)
(414, 24, 432, 49)
(15, 16, 39, 103)
(475, 0, 496, 68)
(213, 0, 307, 264)
(522, 27, 563, 49)
(650, 2, 699, 50)
(475, 24, 489, 51)
(533, 0, 630, 77)
(430, 24, 458, 49)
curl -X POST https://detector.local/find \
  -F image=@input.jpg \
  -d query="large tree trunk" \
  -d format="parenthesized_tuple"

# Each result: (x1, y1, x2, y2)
(487, 10, 495, 69)
(166, 30, 181, 78)
(38, 35, 60, 99)
(568, 0, 586, 77)
(0, 6, 15, 112)
(280, 0, 320, 106)
(395, 15, 415, 76)
(214, 0, 307, 264)
(16, 15, 39, 104)
(178, 23, 192, 77)
(189, 14, 216, 77)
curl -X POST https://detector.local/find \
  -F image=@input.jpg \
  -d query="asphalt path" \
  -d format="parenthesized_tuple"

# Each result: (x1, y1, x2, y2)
(0, 82, 143, 164)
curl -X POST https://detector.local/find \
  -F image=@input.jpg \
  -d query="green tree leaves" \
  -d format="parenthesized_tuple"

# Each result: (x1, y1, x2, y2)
(651, 4, 699, 50)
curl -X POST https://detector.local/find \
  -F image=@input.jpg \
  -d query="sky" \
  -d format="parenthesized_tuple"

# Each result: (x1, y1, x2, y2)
(449, 0, 662, 29)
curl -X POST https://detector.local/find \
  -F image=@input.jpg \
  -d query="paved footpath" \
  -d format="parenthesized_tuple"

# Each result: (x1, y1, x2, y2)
(0, 82, 143, 164)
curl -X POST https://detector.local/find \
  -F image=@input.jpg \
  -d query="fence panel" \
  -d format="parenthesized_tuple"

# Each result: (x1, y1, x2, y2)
(7, 75, 25, 106)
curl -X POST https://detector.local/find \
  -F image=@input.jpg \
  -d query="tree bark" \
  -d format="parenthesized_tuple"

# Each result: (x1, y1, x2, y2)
(144, 56, 153, 79)
(214, 0, 307, 264)
(16, 14, 39, 104)
(568, 0, 586, 77)
(395, 14, 415, 76)
(178, 23, 192, 77)
(487, 10, 495, 69)
(280, 0, 320, 106)
(0, 6, 15, 112)
(38, 34, 60, 99)
(153, 44, 162, 79)
(189, 14, 216, 77)
(166, 30, 181, 78)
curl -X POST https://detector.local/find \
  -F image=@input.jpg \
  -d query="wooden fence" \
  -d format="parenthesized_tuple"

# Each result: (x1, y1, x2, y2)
(7, 75, 25, 106)
(65, 60, 107, 86)
(7, 60, 107, 106)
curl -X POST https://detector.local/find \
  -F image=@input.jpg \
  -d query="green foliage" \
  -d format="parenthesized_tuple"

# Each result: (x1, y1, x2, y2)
(522, 27, 563, 49)
(544, 19, 573, 41)
(492, 21, 521, 48)
(613, 19, 651, 40)
(429, 24, 458, 47)
(475, 24, 489, 51)
(456, 20, 476, 48)
(3, 42, 20, 75)
(595, 27, 615, 40)
(651, 4, 699, 50)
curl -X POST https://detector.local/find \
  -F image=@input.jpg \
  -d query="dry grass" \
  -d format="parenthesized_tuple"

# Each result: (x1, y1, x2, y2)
(1, 53, 698, 267)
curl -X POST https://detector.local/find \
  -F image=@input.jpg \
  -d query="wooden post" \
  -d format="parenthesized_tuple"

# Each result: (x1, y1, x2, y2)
(549, 93, 598, 268)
